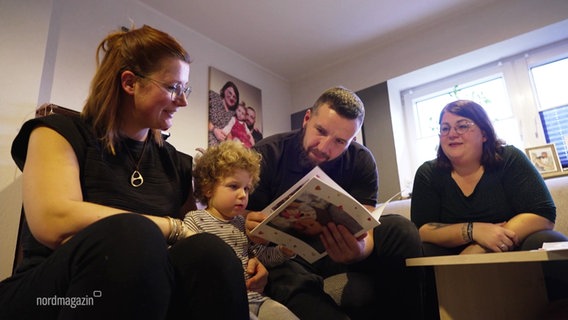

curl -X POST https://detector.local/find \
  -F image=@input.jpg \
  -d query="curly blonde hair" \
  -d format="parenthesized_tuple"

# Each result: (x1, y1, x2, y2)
(193, 141, 262, 204)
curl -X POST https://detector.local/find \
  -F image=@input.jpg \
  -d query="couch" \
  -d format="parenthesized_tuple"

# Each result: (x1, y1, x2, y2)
(323, 173, 568, 307)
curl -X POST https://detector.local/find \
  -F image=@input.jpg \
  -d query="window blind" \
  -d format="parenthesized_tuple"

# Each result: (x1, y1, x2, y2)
(539, 104, 568, 168)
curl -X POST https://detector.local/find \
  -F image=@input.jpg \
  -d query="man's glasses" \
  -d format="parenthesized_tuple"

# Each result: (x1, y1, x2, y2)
(439, 120, 476, 136)
(136, 73, 191, 101)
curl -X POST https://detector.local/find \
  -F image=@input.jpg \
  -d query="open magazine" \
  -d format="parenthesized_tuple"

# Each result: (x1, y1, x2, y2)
(250, 166, 401, 263)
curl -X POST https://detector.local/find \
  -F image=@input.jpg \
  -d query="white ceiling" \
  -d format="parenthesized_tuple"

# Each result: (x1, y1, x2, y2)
(138, 0, 499, 82)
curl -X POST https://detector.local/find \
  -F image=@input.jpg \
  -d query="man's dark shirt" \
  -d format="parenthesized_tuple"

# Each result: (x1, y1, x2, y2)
(248, 129, 378, 212)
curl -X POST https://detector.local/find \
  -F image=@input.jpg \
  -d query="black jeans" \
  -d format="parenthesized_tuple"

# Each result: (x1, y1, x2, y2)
(265, 214, 425, 320)
(0, 214, 249, 320)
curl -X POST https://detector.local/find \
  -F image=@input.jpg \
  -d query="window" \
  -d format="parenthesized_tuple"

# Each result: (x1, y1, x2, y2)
(411, 76, 514, 167)
(401, 38, 568, 177)
(531, 57, 568, 168)
(539, 106, 568, 168)
(530, 58, 568, 110)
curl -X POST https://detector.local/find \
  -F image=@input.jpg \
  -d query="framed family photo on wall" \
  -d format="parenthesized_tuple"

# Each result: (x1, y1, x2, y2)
(208, 67, 262, 149)
(525, 143, 562, 177)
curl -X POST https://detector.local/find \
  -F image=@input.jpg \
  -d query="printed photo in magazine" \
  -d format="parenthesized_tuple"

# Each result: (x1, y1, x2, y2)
(250, 166, 400, 263)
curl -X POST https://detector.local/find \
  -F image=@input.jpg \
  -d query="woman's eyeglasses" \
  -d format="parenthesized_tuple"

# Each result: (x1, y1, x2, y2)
(439, 120, 476, 136)
(135, 73, 191, 101)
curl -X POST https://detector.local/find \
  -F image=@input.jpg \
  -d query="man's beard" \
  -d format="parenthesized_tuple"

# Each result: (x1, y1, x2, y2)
(298, 146, 317, 168)
(299, 146, 330, 168)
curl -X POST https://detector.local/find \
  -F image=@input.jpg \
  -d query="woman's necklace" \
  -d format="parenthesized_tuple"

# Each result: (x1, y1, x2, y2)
(123, 137, 150, 187)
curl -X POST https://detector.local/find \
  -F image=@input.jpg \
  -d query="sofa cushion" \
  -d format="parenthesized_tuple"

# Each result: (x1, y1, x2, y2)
(546, 175, 568, 234)
(382, 198, 411, 220)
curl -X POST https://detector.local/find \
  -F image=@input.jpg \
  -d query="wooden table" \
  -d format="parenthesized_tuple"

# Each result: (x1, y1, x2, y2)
(406, 249, 568, 320)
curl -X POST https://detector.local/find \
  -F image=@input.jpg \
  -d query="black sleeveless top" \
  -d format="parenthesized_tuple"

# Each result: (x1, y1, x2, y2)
(11, 114, 193, 272)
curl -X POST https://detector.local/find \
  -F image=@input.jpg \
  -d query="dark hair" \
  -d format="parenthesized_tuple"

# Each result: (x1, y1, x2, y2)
(82, 25, 191, 154)
(220, 81, 240, 111)
(436, 100, 506, 170)
(311, 86, 365, 127)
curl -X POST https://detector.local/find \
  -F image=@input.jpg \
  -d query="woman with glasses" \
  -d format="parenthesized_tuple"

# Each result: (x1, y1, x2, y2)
(410, 100, 567, 314)
(412, 99, 565, 254)
(0, 25, 260, 319)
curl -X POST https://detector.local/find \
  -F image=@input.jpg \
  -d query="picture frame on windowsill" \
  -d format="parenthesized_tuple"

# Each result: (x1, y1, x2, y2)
(525, 143, 563, 178)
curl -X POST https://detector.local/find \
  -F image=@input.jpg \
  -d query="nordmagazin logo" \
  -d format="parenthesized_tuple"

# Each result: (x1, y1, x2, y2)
(36, 290, 101, 308)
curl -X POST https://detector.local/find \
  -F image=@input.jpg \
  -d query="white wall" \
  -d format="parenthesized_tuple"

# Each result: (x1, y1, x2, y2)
(0, 0, 290, 280)
(0, 0, 54, 281)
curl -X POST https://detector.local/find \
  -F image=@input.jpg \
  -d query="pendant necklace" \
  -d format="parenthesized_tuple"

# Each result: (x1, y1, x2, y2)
(123, 137, 149, 187)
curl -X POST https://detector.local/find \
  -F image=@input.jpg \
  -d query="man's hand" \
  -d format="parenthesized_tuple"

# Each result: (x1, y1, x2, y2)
(320, 223, 370, 264)
(245, 211, 269, 244)
(246, 257, 268, 293)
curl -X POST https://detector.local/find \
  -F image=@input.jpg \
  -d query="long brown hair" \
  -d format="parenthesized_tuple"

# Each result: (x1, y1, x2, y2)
(82, 25, 191, 154)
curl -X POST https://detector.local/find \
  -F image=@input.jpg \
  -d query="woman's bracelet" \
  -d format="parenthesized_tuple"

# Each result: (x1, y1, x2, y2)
(166, 216, 184, 245)
(166, 216, 175, 244)
(462, 222, 474, 243)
